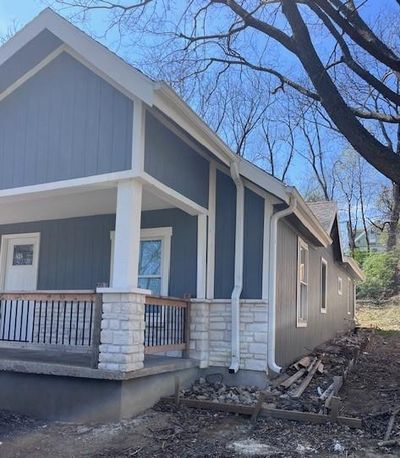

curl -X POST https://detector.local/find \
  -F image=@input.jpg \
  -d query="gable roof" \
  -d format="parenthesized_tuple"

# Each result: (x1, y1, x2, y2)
(307, 201, 338, 233)
(0, 8, 366, 278)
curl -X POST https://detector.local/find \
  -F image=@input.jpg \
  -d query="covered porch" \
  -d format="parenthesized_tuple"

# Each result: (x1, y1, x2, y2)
(0, 176, 208, 373)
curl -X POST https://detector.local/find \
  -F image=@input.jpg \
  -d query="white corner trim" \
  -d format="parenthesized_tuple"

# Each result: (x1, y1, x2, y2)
(197, 214, 207, 299)
(139, 172, 208, 216)
(206, 161, 216, 299)
(338, 276, 343, 296)
(262, 198, 273, 300)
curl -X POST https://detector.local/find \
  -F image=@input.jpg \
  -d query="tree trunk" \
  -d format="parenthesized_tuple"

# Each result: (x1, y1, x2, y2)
(387, 182, 400, 251)
(347, 220, 356, 256)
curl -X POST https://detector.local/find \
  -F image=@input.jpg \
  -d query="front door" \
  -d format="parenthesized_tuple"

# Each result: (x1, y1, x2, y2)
(1, 234, 40, 291)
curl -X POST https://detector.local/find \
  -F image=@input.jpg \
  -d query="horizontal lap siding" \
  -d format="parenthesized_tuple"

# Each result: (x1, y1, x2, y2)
(144, 111, 209, 208)
(0, 52, 133, 189)
(276, 220, 354, 367)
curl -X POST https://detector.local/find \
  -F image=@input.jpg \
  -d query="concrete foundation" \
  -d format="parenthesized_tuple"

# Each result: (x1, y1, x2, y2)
(200, 366, 269, 388)
(0, 360, 199, 423)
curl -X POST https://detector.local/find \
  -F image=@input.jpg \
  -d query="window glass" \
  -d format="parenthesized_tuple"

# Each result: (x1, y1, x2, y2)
(12, 244, 34, 266)
(139, 240, 162, 295)
(297, 239, 308, 325)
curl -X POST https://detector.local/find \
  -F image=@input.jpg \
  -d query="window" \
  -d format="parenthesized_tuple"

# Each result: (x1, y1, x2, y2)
(110, 227, 172, 296)
(321, 258, 328, 313)
(347, 278, 353, 315)
(13, 244, 34, 266)
(338, 276, 343, 295)
(297, 237, 309, 327)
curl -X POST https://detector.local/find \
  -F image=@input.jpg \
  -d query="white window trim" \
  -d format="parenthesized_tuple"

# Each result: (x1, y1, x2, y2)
(0, 232, 41, 291)
(110, 227, 172, 296)
(296, 237, 309, 328)
(338, 276, 343, 296)
(321, 257, 328, 314)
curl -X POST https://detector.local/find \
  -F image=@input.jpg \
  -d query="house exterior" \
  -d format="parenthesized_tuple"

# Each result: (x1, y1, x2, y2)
(355, 223, 386, 252)
(0, 9, 363, 421)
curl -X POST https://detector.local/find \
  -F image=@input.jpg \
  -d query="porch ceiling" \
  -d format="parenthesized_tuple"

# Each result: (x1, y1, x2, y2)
(0, 186, 174, 225)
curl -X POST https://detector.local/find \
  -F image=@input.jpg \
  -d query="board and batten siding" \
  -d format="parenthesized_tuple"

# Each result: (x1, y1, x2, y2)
(0, 209, 197, 296)
(214, 169, 265, 299)
(0, 52, 133, 190)
(276, 219, 354, 367)
(144, 111, 210, 208)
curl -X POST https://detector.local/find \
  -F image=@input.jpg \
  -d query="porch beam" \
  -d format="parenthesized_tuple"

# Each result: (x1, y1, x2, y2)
(111, 179, 142, 289)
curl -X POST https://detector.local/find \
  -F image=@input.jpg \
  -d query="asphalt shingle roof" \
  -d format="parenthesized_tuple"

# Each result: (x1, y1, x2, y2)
(307, 201, 338, 234)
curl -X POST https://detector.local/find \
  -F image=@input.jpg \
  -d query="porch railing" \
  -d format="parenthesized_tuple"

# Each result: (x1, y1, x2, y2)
(144, 296, 189, 354)
(0, 292, 101, 350)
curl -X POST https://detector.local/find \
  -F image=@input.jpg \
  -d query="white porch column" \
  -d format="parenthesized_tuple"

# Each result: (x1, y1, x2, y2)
(197, 214, 207, 299)
(112, 179, 142, 289)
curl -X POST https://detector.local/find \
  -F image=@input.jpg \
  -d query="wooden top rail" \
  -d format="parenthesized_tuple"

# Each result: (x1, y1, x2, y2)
(145, 295, 189, 308)
(0, 291, 97, 302)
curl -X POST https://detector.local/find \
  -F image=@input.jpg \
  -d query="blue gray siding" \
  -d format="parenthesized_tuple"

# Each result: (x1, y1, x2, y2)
(0, 215, 114, 290)
(0, 52, 133, 190)
(214, 171, 265, 299)
(243, 188, 264, 299)
(0, 209, 197, 296)
(214, 170, 236, 299)
(0, 29, 62, 94)
(142, 209, 197, 298)
(144, 111, 209, 208)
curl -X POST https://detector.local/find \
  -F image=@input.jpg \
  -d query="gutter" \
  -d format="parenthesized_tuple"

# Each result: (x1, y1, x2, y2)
(267, 194, 297, 374)
(229, 161, 244, 374)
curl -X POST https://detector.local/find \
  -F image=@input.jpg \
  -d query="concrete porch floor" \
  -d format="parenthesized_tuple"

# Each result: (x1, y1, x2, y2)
(0, 346, 198, 381)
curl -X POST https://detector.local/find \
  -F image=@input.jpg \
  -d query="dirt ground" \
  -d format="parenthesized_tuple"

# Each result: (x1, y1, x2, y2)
(0, 328, 399, 456)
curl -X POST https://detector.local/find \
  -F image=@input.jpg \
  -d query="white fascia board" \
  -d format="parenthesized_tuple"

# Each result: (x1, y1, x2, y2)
(153, 84, 234, 166)
(292, 189, 332, 247)
(0, 8, 155, 106)
(343, 256, 365, 282)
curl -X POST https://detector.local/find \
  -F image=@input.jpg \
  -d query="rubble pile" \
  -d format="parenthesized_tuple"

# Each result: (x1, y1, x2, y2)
(181, 330, 371, 414)
(182, 377, 261, 405)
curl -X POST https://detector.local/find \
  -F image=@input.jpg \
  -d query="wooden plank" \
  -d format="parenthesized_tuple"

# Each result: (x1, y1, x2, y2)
(317, 362, 324, 374)
(325, 376, 344, 409)
(384, 406, 400, 441)
(280, 368, 306, 388)
(329, 396, 341, 421)
(145, 296, 188, 308)
(144, 343, 187, 354)
(292, 358, 321, 398)
(251, 393, 266, 423)
(0, 292, 97, 302)
(293, 356, 312, 370)
(271, 373, 290, 388)
(320, 382, 335, 401)
(173, 398, 362, 428)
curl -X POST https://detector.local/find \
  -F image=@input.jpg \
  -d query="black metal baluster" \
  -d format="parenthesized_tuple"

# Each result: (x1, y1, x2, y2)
(151, 305, 154, 347)
(88, 301, 93, 346)
(19, 300, 24, 341)
(62, 301, 67, 344)
(56, 301, 60, 344)
(157, 305, 161, 346)
(37, 300, 42, 343)
(25, 301, 30, 342)
(49, 300, 54, 344)
(31, 301, 35, 343)
(43, 300, 48, 344)
(69, 301, 73, 345)
(7, 300, 12, 340)
(75, 301, 80, 345)
(166, 306, 170, 345)
(82, 301, 87, 345)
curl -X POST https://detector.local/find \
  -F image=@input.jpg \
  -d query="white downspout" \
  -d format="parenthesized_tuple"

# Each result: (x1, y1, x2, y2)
(268, 194, 297, 374)
(229, 160, 244, 374)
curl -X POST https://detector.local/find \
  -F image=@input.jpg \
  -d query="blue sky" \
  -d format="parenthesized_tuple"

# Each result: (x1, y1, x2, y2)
(0, 1, 43, 35)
